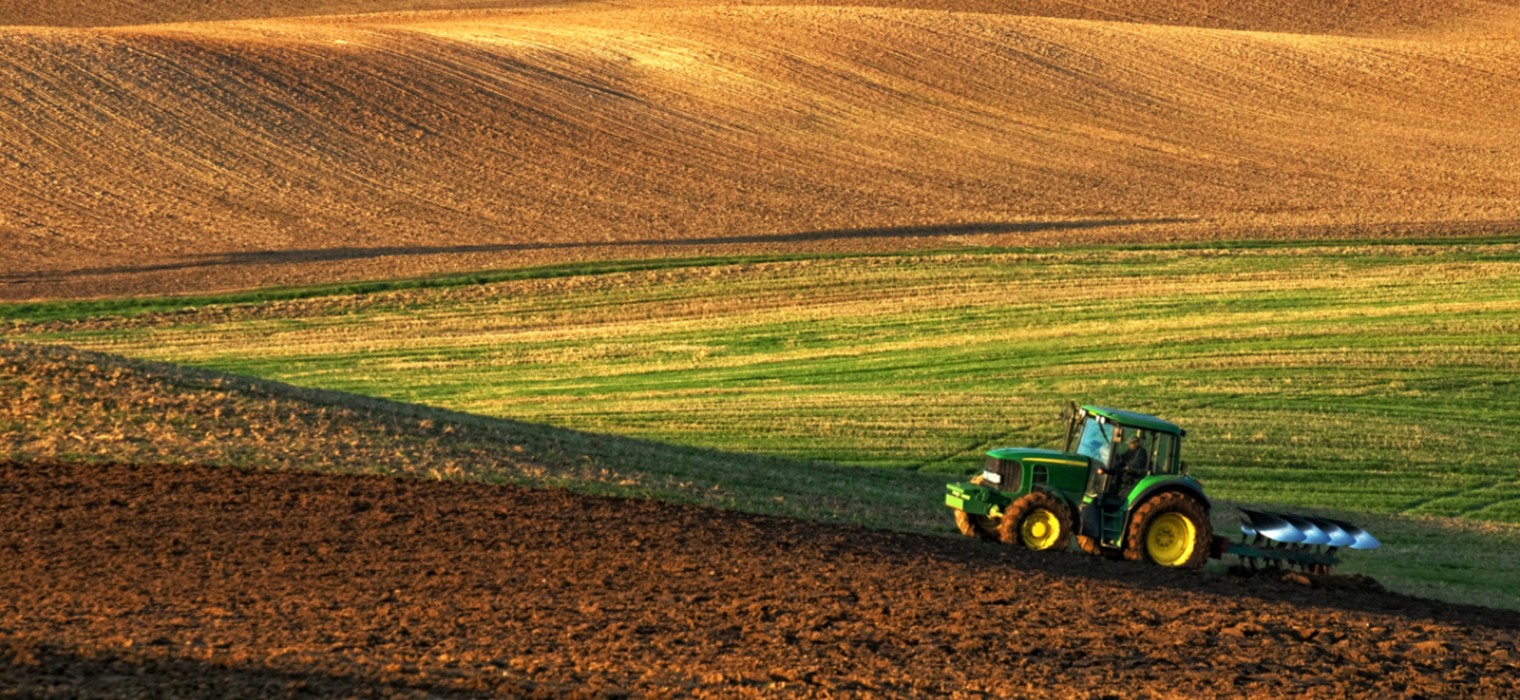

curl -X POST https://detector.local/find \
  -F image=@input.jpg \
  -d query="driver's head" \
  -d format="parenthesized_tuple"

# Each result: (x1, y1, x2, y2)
(1129, 435, 1143, 448)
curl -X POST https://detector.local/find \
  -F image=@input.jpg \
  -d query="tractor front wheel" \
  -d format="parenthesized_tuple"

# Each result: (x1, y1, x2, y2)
(954, 509, 1000, 541)
(953, 475, 1002, 541)
(998, 491, 1072, 552)
(1124, 491, 1212, 569)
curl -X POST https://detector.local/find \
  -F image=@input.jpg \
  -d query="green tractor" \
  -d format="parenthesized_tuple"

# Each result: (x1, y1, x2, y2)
(946, 404, 1382, 572)
(946, 404, 1213, 568)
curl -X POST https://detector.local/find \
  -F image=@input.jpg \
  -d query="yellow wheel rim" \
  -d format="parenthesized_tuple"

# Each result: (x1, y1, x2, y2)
(1146, 512, 1197, 566)
(1020, 509, 1062, 550)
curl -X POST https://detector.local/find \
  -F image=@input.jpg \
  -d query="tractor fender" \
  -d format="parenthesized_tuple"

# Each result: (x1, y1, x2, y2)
(1124, 476, 1211, 517)
(1030, 484, 1080, 515)
(1115, 479, 1211, 548)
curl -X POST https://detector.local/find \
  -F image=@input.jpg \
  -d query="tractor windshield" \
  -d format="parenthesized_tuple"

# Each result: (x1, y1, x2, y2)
(1074, 417, 1113, 465)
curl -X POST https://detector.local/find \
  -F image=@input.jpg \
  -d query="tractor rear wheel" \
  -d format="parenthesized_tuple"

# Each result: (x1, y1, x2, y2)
(1123, 491, 1212, 569)
(955, 509, 1000, 541)
(998, 491, 1072, 552)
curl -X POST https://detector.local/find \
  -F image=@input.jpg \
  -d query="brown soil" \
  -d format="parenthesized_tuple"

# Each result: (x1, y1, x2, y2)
(3, 460, 1517, 698)
(3, 1, 1519, 301)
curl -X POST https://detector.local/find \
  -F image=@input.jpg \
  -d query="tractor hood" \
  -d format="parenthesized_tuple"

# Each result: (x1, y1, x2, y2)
(981, 447, 1092, 499)
(986, 447, 1090, 467)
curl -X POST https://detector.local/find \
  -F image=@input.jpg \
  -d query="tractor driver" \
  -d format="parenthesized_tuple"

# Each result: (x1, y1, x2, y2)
(1098, 433, 1150, 493)
(1118, 434, 1150, 481)
(1097, 432, 1149, 494)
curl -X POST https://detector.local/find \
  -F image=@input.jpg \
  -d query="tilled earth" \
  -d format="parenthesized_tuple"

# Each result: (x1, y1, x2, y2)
(3, 461, 1518, 698)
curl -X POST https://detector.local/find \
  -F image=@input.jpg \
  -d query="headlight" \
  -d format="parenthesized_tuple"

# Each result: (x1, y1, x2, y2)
(981, 470, 1001, 484)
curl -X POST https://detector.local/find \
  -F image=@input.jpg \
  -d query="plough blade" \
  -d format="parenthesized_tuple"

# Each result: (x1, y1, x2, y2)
(1281, 513, 1330, 545)
(1314, 520, 1356, 548)
(1328, 518, 1380, 550)
(1228, 508, 1380, 574)
(1239, 509, 1304, 544)
(1240, 509, 1380, 550)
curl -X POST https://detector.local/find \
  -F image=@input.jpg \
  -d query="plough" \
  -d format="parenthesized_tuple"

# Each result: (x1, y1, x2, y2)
(1221, 508, 1380, 575)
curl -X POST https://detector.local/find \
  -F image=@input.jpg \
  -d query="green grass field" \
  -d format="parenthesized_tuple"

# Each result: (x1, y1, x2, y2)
(9, 238, 1520, 606)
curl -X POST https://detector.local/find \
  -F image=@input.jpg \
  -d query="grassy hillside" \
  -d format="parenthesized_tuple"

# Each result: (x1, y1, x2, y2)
(4, 1, 1519, 299)
(12, 239, 1520, 524)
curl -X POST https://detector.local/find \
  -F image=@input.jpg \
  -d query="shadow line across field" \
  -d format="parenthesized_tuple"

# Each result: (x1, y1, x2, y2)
(4, 218, 1191, 282)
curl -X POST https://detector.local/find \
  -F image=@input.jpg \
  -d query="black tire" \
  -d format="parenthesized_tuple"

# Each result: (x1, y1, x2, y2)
(953, 475, 1001, 541)
(954, 508, 979, 537)
(998, 490, 1073, 551)
(948, 473, 997, 540)
(954, 509, 999, 541)
(1123, 491, 1212, 569)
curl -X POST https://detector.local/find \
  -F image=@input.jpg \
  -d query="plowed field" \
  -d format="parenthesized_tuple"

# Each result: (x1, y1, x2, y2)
(4, 0, 1520, 300)
(4, 460, 1517, 698)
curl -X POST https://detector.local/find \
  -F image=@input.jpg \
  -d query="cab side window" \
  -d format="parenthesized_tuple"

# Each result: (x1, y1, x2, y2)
(1153, 434, 1176, 474)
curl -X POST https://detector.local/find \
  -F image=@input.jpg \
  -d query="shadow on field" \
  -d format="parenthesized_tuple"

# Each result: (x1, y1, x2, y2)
(4, 218, 1190, 281)
(256, 398, 1520, 629)
(6, 342, 1517, 629)
(0, 641, 494, 699)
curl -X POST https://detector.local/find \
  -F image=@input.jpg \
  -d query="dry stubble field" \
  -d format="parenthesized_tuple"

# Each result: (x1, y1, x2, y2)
(3, 0, 1519, 299)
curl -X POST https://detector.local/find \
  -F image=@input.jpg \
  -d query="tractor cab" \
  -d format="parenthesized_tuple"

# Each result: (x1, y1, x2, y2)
(1060, 405, 1204, 555)
(1064, 405, 1186, 503)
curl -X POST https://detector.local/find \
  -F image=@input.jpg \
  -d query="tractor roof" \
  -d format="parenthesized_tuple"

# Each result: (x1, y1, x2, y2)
(1083, 405, 1184, 436)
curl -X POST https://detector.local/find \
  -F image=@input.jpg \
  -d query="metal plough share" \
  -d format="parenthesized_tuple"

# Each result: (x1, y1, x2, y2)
(1227, 508, 1381, 575)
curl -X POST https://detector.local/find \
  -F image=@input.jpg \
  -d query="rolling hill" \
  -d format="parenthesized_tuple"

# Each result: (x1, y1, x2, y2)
(3, 0, 1518, 300)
